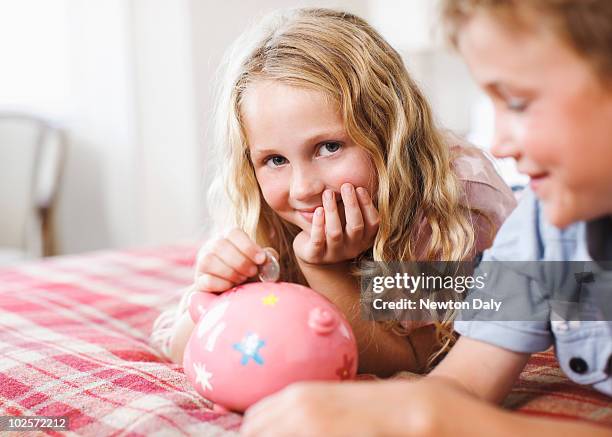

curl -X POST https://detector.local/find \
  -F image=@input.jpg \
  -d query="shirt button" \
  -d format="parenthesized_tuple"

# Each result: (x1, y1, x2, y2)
(569, 357, 589, 374)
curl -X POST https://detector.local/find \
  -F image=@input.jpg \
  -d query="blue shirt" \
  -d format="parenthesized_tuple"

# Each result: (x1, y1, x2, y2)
(455, 188, 612, 396)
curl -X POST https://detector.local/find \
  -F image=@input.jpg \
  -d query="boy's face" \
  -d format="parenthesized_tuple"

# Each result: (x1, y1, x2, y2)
(458, 12, 612, 228)
(242, 80, 375, 232)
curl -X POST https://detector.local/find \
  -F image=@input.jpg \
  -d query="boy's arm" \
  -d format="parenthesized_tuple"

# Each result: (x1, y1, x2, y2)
(430, 335, 530, 402)
(243, 336, 611, 436)
(297, 259, 432, 377)
(242, 361, 612, 436)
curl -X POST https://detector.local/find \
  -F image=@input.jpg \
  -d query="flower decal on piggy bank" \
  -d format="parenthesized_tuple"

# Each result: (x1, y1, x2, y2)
(183, 282, 358, 412)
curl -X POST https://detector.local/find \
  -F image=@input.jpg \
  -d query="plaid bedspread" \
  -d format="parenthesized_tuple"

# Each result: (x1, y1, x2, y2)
(0, 245, 609, 436)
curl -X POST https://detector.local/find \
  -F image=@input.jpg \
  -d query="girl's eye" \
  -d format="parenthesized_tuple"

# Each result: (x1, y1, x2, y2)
(264, 155, 288, 168)
(318, 142, 342, 156)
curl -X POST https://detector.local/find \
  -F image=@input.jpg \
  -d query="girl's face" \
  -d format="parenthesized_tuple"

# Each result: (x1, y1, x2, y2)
(458, 12, 612, 228)
(242, 80, 375, 232)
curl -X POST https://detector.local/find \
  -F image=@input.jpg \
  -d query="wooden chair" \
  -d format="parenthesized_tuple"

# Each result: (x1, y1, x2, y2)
(0, 112, 67, 264)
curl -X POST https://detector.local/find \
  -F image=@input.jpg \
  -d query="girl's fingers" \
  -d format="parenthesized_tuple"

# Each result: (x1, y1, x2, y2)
(307, 207, 326, 257)
(340, 183, 364, 241)
(356, 187, 380, 237)
(195, 241, 216, 279)
(323, 189, 343, 247)
(226, 228, 267, 265)
(196, 273, 236, 293)
(196, 253, 247, 288)
(210, 237, 259, 278)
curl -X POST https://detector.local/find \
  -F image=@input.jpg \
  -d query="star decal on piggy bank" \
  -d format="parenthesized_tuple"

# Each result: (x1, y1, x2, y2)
(261, 293, 279, 306)
(233, 332, 266, 365)
(193, 362, 213, 391)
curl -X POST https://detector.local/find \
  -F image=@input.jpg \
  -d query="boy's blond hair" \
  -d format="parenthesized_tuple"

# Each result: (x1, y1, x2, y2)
(209, 8, 484, 370)
(441, 0, 612, 80)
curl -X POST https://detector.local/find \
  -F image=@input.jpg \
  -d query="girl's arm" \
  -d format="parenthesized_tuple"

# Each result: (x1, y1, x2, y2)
(297, 258, 432, 377)
(167, 311, 195, 364)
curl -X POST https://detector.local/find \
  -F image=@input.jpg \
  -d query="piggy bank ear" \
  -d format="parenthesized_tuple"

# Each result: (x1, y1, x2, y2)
(308, 307, 339, 335)
(188, 291, 218, 323)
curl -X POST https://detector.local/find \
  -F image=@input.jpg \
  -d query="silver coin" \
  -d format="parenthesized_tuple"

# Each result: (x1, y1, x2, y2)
(258, 247, 280, 282)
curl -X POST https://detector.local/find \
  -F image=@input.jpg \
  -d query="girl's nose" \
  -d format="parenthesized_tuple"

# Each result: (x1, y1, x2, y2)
(290, 166, 325, 202)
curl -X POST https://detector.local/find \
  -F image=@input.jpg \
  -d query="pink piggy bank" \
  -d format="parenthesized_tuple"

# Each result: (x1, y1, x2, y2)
(183, 281, 358, 412)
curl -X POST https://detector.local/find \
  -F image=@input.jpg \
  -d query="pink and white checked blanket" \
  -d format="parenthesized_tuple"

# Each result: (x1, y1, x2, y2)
(0, 244, 610, 436)
(0, 245, 241, 436)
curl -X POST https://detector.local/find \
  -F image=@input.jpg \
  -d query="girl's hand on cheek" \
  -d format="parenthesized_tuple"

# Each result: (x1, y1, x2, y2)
(195, 228, 267, 292)
(293, 183, 379, 264)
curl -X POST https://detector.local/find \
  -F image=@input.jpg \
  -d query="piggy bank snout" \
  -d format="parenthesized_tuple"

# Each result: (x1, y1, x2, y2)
(308, 307, 339, 335)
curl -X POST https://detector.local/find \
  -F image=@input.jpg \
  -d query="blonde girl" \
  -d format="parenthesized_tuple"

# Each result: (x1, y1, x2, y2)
(152, 8, 515, 377)
(241, 2, 612, 436)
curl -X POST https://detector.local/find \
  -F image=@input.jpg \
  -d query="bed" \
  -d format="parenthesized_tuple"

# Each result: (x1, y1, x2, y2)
(0, 245, 610, 435)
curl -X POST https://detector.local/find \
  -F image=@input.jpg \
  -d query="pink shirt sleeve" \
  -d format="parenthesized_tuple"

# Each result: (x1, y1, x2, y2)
(410, 142, 517, 259)
(450, 144, 517, 254)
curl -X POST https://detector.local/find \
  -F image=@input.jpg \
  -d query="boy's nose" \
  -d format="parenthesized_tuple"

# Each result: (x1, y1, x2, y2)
(290, 167, 325, 202)
(491, 139, 521, 160)
(491, 114, 522, 161)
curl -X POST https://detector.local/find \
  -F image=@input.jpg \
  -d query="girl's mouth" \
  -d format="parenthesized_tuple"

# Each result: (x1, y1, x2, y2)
(296, 200, 344, 223)
(298, 210, 316, 221)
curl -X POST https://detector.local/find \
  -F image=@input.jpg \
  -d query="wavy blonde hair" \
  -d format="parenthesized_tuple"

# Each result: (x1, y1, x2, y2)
(209, 8, 481, 370)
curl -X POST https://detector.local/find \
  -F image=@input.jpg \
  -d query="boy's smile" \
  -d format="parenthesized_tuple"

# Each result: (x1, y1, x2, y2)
(241, 80, 375, 232)
(458, 11, 612, 228)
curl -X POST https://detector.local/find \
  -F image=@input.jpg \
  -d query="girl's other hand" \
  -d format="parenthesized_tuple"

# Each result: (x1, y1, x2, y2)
(194, 228, 267, 292)
(293, 183, 380, 265)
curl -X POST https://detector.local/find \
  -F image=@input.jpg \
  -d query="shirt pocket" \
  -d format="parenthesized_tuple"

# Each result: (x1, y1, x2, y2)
(553, 322, 611, 386)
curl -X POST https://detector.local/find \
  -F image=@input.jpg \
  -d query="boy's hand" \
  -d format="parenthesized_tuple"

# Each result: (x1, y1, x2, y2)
(241, 376, 612, 437)
(240, 378, 492, 437)
(293, 183, 380, 265)
(194, 228, 267, 292)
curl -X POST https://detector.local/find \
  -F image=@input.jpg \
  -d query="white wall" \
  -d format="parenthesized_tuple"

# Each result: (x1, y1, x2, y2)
(55, 0, 138, 252)
(130, 0, 202, 247)
(55, 0, 205, 253)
